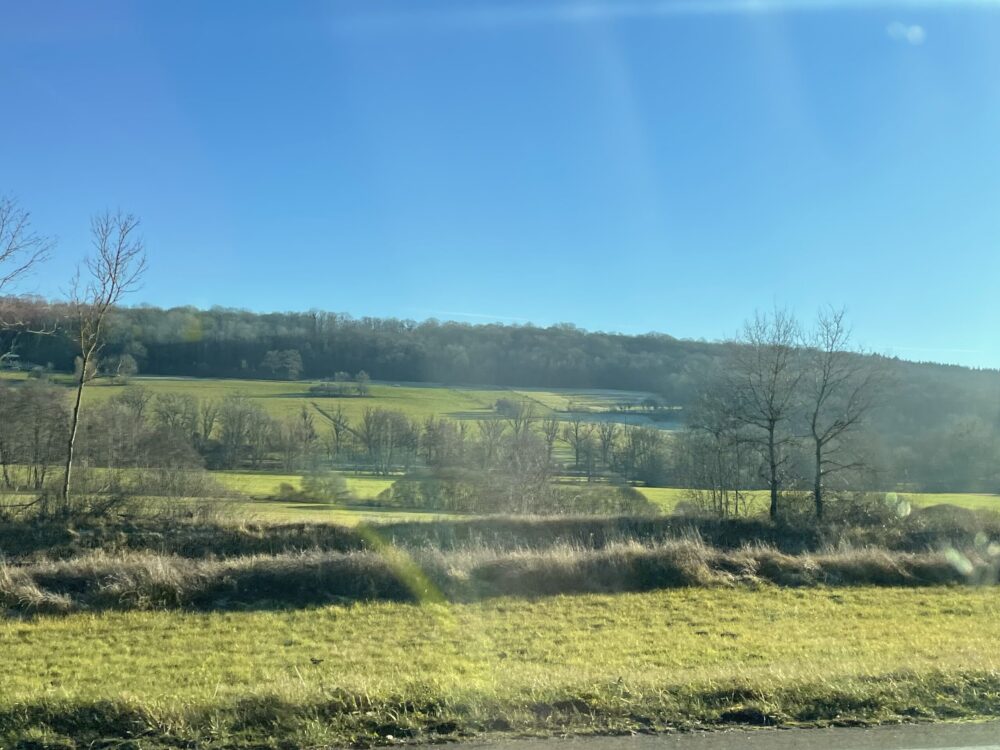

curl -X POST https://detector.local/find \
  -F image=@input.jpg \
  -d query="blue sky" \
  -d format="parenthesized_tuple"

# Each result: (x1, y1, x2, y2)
(3, 1, 1000, 367)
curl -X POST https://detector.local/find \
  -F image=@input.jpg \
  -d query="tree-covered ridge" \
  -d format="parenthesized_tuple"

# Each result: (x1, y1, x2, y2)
(2, 300, 717, 395)
(4, 298, 1000, 494)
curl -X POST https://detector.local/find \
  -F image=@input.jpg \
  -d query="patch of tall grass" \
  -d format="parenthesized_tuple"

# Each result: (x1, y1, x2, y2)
(2, 540, 997, 614)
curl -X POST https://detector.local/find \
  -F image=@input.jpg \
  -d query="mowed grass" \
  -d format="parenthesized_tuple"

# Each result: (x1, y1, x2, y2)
(4, 587, 1000, 745)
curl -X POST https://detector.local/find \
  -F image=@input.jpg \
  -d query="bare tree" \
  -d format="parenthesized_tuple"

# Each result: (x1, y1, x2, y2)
(116, 385, 153, 422)
(0, 195, 53, 360)
(561, 415, 594, 470)
(0, 381, 68, 490)
(681, 387, 755, 517)
(502, 400, 536, 439)
(200, 398, 220, 442)
(0, 195, 52, 297)
(596, 421, 619, 467)
(245, 408, 275, 469)
(153, 392, 199, 436)
(218, 393, 256, 467)
(540, 416, 560, 462)
(61, 211, 147, 506)
(727, 309, 803, 520)
(476, 418, 507, 468)
(312, 401, 355, 461)
(358, 407, 417, 475)
(804, 308, 883, 519)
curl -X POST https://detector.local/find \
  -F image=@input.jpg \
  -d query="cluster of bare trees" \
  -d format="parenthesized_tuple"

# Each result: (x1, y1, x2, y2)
(0, 381, 68, 491)
(679, 308, 885, 520)
(1, 196, 148, 513)
(558, 414, 670, 485)
(377, 408, 653, 515)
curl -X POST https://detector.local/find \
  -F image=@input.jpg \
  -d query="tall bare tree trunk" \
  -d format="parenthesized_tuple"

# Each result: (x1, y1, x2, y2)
(61, 350, 90, 508)
(805, 307, 885, 523)
(813, 440, 823, 520)
(767, 425, 779, 520)
(60, 211, 147, 512)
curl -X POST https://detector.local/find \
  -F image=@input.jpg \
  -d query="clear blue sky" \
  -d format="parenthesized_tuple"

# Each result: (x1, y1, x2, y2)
(3, 1, 1000, 366)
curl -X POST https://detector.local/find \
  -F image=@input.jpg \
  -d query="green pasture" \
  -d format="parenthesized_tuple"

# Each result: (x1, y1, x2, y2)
(3, 586, 999, 745)
(637, 487, 1000, 515)
(902, 492, 1000, 511)
(232, 499, 466, 524)
(71, 375, 659, 425)
(214, 470, 394, 499)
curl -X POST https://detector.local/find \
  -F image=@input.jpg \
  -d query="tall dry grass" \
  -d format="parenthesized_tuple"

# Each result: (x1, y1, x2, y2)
(2, 539, 996, 614)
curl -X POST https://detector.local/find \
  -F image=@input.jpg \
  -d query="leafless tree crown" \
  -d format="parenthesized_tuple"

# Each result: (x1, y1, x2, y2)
(0, 194, 52, 294)
(71, 211, 148, 355)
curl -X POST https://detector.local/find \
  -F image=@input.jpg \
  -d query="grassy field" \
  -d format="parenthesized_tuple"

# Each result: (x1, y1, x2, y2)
(215, 470, 394, 499)
(4, 586, 1000, 746)
(188, 473, 1000, 523)
(215, 471, 462, 523)
(638, 487, 1000, 515)
(5, 378, 1000, 747)
(214, 484, 1000, 525)
(73, 375, 657, 425)
(903, 492, 1000, 511)
(232, 499, 467, 524)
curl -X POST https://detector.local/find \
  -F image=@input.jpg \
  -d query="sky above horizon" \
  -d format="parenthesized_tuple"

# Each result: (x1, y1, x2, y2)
(3, 1, 1000, 367)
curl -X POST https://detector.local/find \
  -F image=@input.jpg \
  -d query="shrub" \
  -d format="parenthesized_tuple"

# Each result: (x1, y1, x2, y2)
(377, 471, 657, 516)
(299, 471, 351, 502)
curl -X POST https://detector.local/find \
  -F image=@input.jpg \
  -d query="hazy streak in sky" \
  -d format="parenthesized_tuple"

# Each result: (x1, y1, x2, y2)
(341, 0, 1000, 33)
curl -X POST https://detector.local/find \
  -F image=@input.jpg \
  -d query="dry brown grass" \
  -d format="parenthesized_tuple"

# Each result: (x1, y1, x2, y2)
(2, 540, 996, 614)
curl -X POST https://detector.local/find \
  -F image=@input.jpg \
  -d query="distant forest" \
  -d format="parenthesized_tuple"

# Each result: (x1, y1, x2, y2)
(4, 300, 722, 394)
(4, 299, 1000, 492)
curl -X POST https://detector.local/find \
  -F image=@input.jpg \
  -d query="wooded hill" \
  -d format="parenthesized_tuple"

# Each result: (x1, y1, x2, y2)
(3, 299, 1000, 492)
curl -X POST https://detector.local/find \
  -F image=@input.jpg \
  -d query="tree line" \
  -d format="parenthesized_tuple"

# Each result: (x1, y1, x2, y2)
(6, 191, 1000, 497)
(0, 377, 668, 516)
(5, 290, 999, 493)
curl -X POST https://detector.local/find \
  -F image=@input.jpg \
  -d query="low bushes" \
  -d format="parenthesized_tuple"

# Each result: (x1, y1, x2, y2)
(0, 518, 366, 561)
(377, 470, 660, 515)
